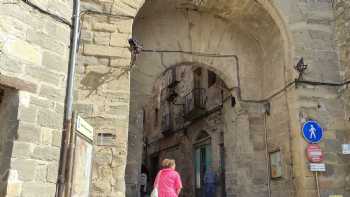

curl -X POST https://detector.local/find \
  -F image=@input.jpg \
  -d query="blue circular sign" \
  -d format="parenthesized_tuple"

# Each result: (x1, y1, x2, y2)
(302, 120, 324, 144)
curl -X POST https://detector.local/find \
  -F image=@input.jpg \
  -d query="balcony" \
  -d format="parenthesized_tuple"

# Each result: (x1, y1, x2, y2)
(183, 88, 207, 120)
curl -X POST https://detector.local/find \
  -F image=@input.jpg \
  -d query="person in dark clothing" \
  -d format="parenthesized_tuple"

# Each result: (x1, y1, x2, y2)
(140, 164, 149, 197)
(203, 167, 216, 197)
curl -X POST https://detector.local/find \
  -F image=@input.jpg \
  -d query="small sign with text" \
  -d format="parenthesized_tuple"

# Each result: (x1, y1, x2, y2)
(310, 163, 326, 172)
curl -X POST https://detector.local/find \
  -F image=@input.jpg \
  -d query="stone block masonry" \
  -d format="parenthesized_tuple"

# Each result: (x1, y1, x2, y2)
(0, 0, 72, 196)
(75, 0, 137, 196)
(334, 0, 350, 195)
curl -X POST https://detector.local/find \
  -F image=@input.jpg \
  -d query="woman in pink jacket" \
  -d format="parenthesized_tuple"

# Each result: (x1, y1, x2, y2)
(154, 159, 183, 197)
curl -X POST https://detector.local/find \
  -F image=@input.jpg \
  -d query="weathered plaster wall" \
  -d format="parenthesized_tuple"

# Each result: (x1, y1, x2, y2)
(0, 1, 72, 196)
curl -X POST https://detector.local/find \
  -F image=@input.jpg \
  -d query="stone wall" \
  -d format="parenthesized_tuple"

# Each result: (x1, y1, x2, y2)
(331, 0, 350, 195)
(75, 0, 137, 196)
(0, 1, 72, 196)
(0, 88, 19, 196)
(283, 1, 348, 196)
(335, 0, 350, 79)
(223, 102, 270, 197)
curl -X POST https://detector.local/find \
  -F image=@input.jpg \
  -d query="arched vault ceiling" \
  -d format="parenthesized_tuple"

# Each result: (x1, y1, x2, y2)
(137, 0, 281, 50)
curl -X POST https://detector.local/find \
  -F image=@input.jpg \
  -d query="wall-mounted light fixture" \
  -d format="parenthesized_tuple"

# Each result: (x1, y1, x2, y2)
(294, 58, 308, 80)
(128, 38, 143, 67)
(128, 38, 143, 54)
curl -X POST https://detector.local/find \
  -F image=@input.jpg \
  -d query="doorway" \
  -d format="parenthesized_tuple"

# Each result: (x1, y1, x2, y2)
(194, 132, 212, 197)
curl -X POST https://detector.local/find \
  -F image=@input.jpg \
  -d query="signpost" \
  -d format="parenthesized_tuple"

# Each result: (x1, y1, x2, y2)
(302, 120, 324, 197)
(306, 144, 324, 163)
(302, 120, 324, 144)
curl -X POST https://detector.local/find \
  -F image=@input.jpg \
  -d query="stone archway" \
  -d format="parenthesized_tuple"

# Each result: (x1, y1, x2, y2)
(74, 0, 345, 196)
(126, 0, 295, 196)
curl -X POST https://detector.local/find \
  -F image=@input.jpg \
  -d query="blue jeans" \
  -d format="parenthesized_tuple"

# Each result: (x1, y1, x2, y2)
(204, 184, 216, 197)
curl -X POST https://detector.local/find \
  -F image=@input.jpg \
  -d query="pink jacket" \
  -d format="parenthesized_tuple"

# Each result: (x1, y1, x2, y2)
(154, 168, 182, 197)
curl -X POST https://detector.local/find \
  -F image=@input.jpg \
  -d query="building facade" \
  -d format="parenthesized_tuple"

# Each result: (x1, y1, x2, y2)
(0, 0, 349, 197)
(143, 65, 229, 197)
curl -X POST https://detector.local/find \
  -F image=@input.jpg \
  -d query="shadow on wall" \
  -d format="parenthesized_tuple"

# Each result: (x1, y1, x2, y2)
(0, 87, 19, 197)
(80, 68, 129, 97)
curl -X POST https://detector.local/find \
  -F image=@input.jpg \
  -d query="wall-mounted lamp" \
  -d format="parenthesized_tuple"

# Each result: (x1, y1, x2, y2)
(294, 58, 308, 80)
(128, 38, 143, 54)
(128, 38, 143, 67)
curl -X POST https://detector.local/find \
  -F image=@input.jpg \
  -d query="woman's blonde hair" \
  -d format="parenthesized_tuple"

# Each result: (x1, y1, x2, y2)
(161, 159, 176, 168)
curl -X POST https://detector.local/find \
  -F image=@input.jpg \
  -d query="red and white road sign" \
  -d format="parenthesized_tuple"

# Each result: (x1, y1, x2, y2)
(306, 144, 324, 163)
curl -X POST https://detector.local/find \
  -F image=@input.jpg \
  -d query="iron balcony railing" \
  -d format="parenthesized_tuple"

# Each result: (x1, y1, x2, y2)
(184, 88, 207, 118)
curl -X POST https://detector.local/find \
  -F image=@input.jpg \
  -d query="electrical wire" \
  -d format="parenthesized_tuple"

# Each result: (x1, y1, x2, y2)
(79, 10, 134, 20)
(21, 0, 72, 27)
(142, 49, 237, 58)
(239, 80, 296, 104)
(296, 79, 350, 87)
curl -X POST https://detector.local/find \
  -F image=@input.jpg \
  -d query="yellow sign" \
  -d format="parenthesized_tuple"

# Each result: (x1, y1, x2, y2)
(329, 195, 343, 197)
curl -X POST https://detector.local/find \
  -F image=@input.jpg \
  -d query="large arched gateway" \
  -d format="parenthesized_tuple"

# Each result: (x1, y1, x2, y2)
(126, 0, 294, 196)
(72, 0, 348, 197)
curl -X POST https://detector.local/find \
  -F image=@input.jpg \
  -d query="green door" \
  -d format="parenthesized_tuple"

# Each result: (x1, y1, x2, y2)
(194, 144, 212, 197)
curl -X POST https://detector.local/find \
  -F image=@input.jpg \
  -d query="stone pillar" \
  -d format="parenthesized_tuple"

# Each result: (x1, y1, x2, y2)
(75, 0, 141, 196)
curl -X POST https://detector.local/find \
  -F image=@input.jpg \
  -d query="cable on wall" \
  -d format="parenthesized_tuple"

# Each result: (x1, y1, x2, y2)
(79, 9, 134, 20)
(21, 0, 72, 27)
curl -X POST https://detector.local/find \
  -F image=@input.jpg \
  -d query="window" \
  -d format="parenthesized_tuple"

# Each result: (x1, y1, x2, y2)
(0, 88, 3, 104)
(143, 109, 146, 129)
(96, 133, 116, 146)
(194, 68, 202, 89)
(208, 70, 216, 88)
(154, 108, 159, 127)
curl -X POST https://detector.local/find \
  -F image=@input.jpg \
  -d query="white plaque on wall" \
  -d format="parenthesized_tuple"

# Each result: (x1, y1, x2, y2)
(342, 144, 350, 154)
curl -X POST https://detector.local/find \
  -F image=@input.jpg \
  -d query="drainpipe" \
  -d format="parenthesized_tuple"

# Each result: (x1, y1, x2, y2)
(55, 0, 80, 196)
(264, 108, 272, 197)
